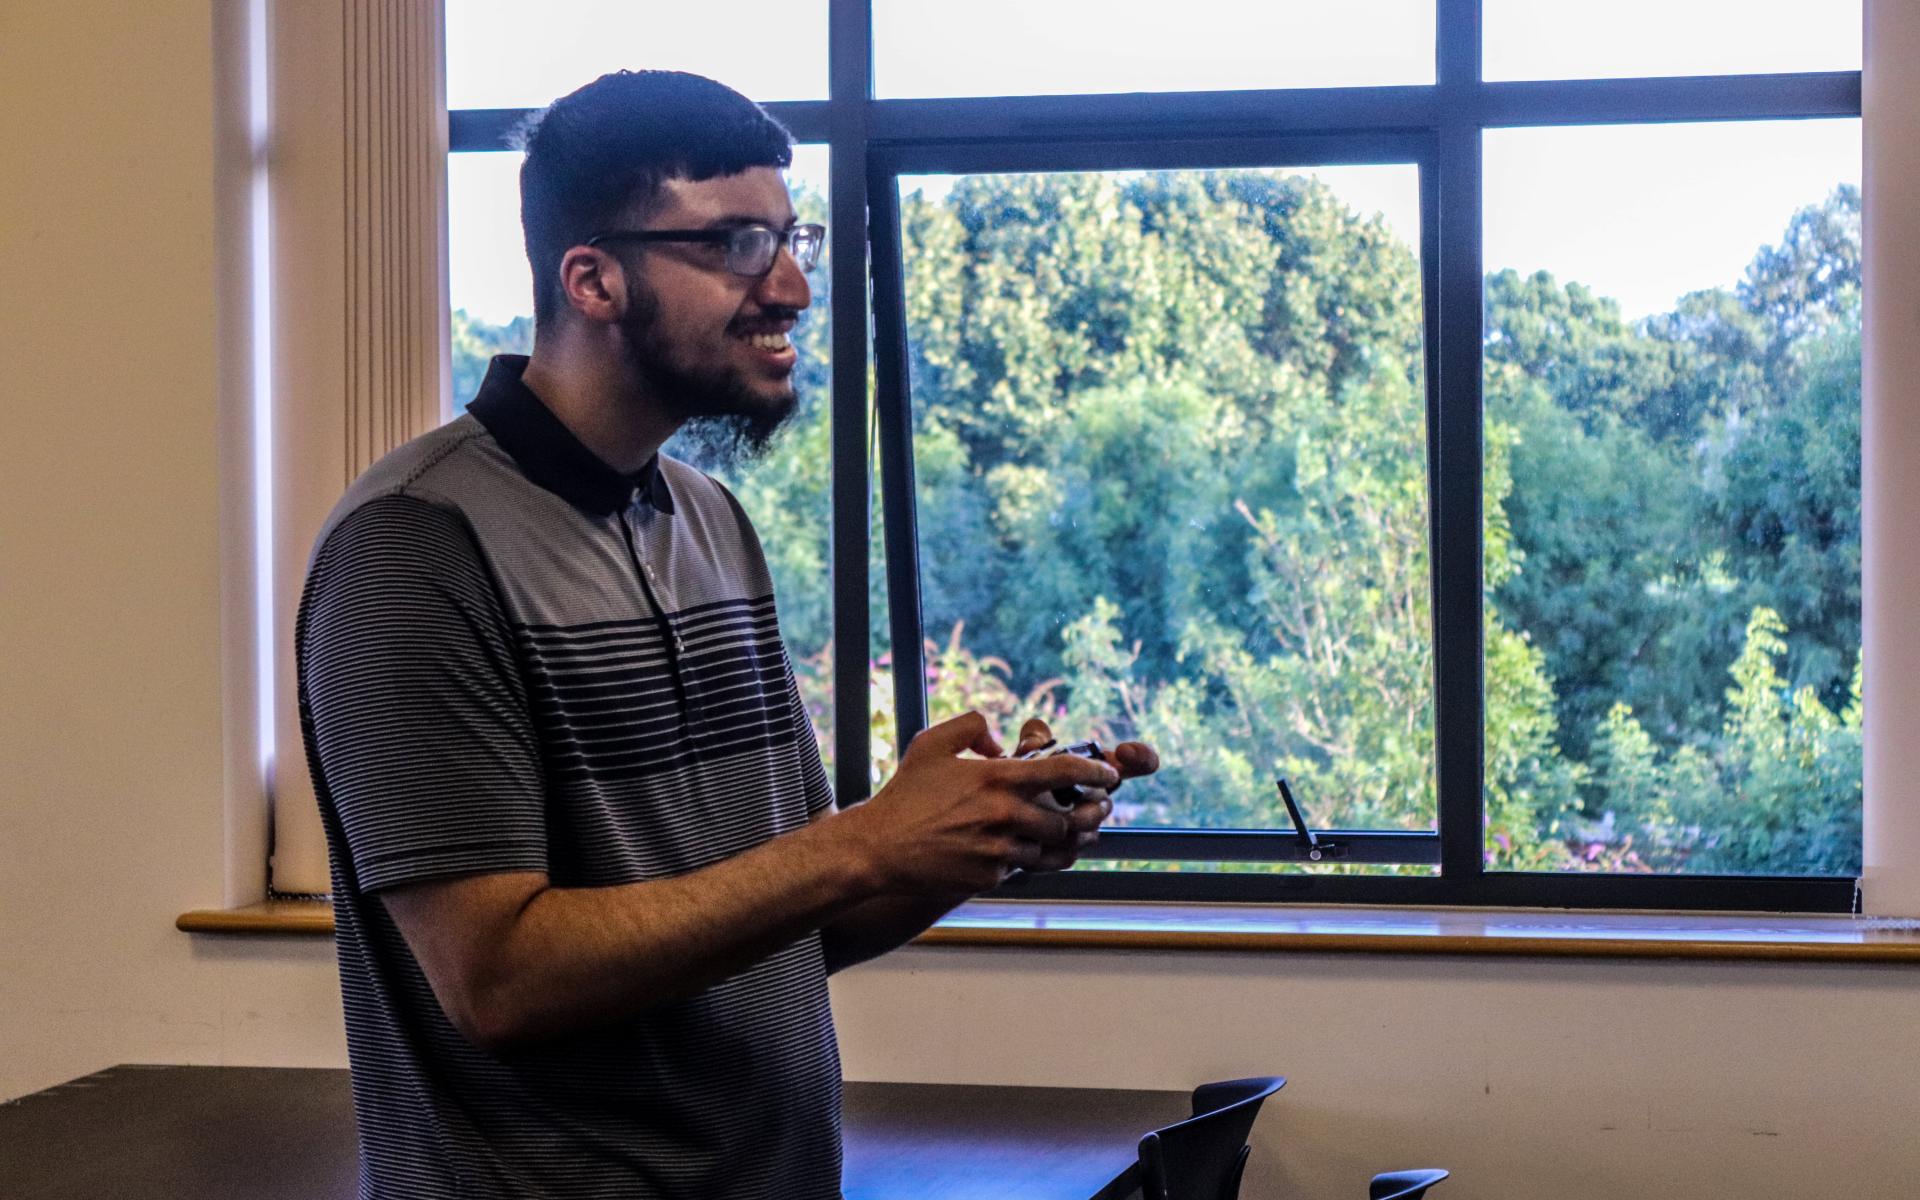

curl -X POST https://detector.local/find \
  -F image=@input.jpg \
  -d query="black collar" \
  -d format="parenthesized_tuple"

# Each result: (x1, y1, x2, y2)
(467, 355, 674, 517)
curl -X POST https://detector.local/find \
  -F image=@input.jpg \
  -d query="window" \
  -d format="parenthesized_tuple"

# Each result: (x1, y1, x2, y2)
(882, 158, 1437, 878)
(871, 0, 1435, 98)
(1482, 0, 1862, 82)
(446, 0, 830, 108)
(445, 0, 1863, 911)
(1483, 120, 1861, 882)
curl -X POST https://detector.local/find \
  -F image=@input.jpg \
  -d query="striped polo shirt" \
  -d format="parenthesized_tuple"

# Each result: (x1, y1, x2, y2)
(295, 355, 842, 1199)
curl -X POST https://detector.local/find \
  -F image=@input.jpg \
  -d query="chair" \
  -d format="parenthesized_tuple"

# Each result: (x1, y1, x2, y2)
(1369, 1171, 1451, 1200)
(1136, 1076, 1286, 1200)
(1132, 1076, 1449, 1200)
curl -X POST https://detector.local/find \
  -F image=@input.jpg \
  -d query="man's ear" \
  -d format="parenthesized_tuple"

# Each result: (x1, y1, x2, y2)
(556, 245, 624, 324)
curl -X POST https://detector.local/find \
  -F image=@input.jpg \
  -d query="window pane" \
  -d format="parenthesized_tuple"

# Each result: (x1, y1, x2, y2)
(897, 165, 1433, 839)
(1484, 0, 1861, 82)
(447, 0, 828, 110)
(1481, 120, 1861, 876)
(873, 0, 1434, 99)
(446, 146, 838, 767)
(448, 151, 534, 409)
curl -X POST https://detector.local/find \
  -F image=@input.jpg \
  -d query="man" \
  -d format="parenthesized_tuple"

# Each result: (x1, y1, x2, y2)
(297, 69, 1157, 1198)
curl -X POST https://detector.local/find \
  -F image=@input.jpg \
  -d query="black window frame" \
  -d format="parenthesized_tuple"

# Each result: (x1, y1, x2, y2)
(447, 0, 1863, 913)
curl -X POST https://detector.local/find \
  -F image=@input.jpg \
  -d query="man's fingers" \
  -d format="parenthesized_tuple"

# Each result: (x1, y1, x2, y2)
(1032, 831, 1099, 873)
(1113, 740, 1159, 779)
(1006, 752, 1119, 795)
(1005, 838, 1046, 869)
(996, 799, 1070, 845)
(907, 710, 1002, 760)
(1065, 792, 1112, 834)
(1031, 849, 1073, 873)
(1014, 717, 1054, 756)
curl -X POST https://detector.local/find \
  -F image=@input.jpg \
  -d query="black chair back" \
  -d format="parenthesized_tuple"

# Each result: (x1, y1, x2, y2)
(1136, 1076, 1286, 1200)
(1369, 1168, 1450, 1200)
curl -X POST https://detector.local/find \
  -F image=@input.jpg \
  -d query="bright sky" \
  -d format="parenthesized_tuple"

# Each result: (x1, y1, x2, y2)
(444, 1, 1861, 325)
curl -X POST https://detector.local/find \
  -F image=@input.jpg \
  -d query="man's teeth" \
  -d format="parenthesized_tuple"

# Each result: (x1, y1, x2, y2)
(741, 332, 790, 350)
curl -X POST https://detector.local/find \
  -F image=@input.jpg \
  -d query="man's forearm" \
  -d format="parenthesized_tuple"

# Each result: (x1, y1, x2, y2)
(463, 814, 879, 1047)
(820, 893, 972, 974)
(392, 713, 1122, 1050)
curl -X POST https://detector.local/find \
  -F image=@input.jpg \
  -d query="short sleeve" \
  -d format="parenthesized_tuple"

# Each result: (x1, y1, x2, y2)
(296, 493, 548, 894)
(782, 658, 836, 818)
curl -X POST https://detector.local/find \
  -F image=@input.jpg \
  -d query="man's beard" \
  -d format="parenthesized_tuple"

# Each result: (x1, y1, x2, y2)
(619, 286, 800, 474)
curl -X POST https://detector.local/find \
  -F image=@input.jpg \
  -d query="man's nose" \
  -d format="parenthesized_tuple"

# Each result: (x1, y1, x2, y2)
(754, 243, 812, 311)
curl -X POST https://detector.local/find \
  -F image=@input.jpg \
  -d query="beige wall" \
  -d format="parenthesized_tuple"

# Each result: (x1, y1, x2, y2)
(1862, 0, 1920, 913)
(833, 948, 1920, 1199)
(4, 3, 1918, 1199)
(0, 0, 348, 1098)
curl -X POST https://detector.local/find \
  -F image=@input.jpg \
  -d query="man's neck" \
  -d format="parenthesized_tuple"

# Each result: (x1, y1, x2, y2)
(520, 343, 679, 475)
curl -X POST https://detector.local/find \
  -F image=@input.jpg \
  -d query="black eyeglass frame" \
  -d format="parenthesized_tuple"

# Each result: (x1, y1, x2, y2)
(585, 222, 827, 276)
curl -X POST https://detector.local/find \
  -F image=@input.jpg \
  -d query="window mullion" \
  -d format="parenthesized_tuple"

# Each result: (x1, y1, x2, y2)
(867, 168, 928, 748)
(1433, 0, 1486, 887)
(828, 0, 875, 803)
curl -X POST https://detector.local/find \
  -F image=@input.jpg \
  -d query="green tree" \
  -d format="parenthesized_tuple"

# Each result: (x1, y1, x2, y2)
(1485, 187, 1862, 771)
(1739, 184, 1861, 375)
(1487, 368, 1732, 755)
(1582, 609, 1861, 875)
(448, 166, 1863, 879)
(1698, 321, 1861, 712)
(1484, 270, 1680, 437)
(450, 309, 533, 408)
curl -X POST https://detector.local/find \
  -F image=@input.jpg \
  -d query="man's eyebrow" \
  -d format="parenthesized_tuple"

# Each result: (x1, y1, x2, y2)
(702, 213, 800, 230)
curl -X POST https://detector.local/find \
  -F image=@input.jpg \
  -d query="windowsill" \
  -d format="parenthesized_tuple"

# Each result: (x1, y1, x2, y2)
(177, 897, 1920, 963)
(176, 899, 334, 936)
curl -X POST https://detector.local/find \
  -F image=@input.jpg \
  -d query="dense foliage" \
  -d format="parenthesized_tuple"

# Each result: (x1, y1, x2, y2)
(451, 174, 1861, 876)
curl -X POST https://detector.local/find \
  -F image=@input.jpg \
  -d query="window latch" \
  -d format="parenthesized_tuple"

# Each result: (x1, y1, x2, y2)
(1278, 778, 1347, 862)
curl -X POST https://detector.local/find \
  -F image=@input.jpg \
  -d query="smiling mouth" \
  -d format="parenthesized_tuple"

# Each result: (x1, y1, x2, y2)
(739, 331, 792, 351)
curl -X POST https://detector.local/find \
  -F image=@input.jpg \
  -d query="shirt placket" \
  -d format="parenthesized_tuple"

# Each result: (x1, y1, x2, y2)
(618, 495, 696, 731)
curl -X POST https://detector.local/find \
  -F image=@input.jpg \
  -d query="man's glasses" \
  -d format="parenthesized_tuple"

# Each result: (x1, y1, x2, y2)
(586, 223, 826, 277)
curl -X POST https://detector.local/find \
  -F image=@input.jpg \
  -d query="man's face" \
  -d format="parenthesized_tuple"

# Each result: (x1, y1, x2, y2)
(612, 166, 812, 457)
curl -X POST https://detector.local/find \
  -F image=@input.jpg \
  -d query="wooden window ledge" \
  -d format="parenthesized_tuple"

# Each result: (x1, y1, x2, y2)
(177, 898, 1920, 964)
(177, 899, 333, 936)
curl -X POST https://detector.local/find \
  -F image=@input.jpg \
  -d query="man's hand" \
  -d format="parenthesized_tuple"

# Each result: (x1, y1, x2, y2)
(1009, 717, 1160, 873)
(830, 711, 1122, 896)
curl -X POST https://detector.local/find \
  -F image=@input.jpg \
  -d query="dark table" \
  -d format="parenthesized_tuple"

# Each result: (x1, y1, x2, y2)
(0, 1065, 1188, 1199)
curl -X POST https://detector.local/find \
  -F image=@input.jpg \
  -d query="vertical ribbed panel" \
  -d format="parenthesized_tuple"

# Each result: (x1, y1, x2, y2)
(269, 0, 449, 896)
(341, 0, 444, 485)
(1862, 0, 1920, 915)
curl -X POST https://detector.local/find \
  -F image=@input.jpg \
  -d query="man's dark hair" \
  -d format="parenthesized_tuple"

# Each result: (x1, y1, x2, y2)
(516, 70, 793, 326)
